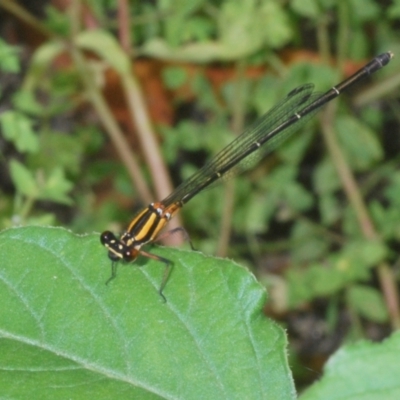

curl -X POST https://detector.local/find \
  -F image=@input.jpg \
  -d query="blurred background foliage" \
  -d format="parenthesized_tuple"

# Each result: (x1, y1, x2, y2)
(0, 0, 400, 389)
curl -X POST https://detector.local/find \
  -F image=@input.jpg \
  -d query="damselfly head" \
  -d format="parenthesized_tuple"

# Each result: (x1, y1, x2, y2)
(100, 230, 138, 262)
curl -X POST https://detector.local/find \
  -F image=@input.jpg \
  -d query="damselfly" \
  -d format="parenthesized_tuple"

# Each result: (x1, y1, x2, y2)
(101, 52, 393, 300)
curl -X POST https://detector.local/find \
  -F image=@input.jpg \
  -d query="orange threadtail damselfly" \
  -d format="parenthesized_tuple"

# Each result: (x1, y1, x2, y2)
(101, 52, 393, 300)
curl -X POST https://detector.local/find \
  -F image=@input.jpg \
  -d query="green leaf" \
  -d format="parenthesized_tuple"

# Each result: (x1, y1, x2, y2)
(76, 30, 130, 76)
(219, 1, 291, 53)
(0, 38, 20, 73)
(347, 285, 389, 323)
(159, 0, 207, 46)
(341, 239, 388, 269)
(319, 193, 341, 226)
(242, 191, 275, 233)
(9, 159, 38, 197)
(267, 165, 313, 213)
(290, 0, 321, 18)
(388, 0, 400, 18)
(43, 5, 71, 35)
(278, 128, 314, 166)
(181, 16, 214, 41)
(12, 90, 45, 116)
(384, 171, 400, 207)
(259, 2, 293, 47)
(162, 66, 188, 89)
(370, 201, 400, 241)
(25, 41, 65, 91)
(28, 130, 86, 175)
(313, 158, 341, 194)
(290, 221, 330, 262)
(141, 1, 292, 63)
(0, 110, 39, 153)
(0, 226, 295, 399)
(287, 239, 388, 306)
(283, 181, 313, 212)
(336, 115, 383, 171)
(300, 332, 400, 399)
(349, 0, 381, 21)
(40, 167, 74, 205)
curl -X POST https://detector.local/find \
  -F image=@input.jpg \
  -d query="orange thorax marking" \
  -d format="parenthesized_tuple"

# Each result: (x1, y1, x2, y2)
(123, 202, 182, 246)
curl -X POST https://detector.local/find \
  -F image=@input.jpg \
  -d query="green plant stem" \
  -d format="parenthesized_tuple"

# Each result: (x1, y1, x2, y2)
(216, 181, 235, 257)
(346, 297, 365, 339)
(15, 194, 35, 222)
(354, 70, 400, 108)
(295, 213, 346, 246)
(335, 1, 350, 69)
(70, 1, 154, 206)
(121, 73, 184, 243)
(3, 0, 156, 207)
(216, 60, 246, 257)
(120, 75, 175, 204)
(0, 0, 55, 38)
(117, 0, 132, 53)
(318, 3, 400, 330)
(320, 102, 400, 330)
(70, 46, 153, 204)
(112, 0, 184, 242)
(316, 14, 331, 62)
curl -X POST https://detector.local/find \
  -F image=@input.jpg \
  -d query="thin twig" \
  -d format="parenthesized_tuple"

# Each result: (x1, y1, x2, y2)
(216, 60, 247, 257)
(117, 0, 131, 53)
(121, 73, 184, 244)
(71, 47, 153, 203)
(320, 101, 400, 330)
(116, 1, 183, 243)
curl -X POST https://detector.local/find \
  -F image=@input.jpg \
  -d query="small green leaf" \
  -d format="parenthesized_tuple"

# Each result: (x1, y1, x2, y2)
(287, 239, 388, 306)
(43, 5, 70, 35)
(28, 130, 86, 175)
(283, 181, 313, 212)
(40, 167, 73, 205)
(347, 285, 389, 323)
(278, 128, 314, 165)
(182, 16, 214, 41)
(290, 0, 321, 18)
(12, 90, 45, 116)
(267, 165, 313, 213)
(9, 159, 38, 197)
(259, 2, 293, 47)
(0, 38, 20, 73)
(341, 239, 388, 269)
(162, 66, 188, 89)
(384, 172, 400, 207)
(288, 262, 346, 305)
(0, 110, 39, 153)
(300, 332, 400, 399)
(319, 193, 341, 226)
(0, 226, 295, 399)
(219, 1, 291, 53)
(25, 41, 65, 91)
(290, 221, 330, 263)
(141, 1, 292, 64)
(336, 115, 383, 170)
(76, 30, 130, 76)
(370, 201, 400, 241)
(313, 158, 340, 194)
(243, 191, 275, 233)
(388, 1, 400, 18)
(349, 0, 381, 21)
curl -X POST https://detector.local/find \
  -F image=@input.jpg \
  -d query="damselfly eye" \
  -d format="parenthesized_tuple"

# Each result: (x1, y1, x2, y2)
(123, 249, 138, 261)
(100, 231, 116, 245)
